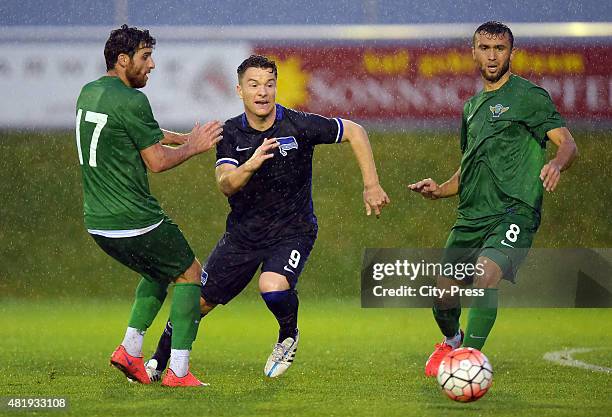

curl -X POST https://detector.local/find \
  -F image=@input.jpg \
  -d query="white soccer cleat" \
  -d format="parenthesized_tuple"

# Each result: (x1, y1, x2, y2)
(144, 359, 163, 382)
(264, 330, 299, 378)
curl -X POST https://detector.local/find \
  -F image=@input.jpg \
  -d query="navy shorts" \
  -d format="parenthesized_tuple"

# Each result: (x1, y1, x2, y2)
(200, 233, 317, 305)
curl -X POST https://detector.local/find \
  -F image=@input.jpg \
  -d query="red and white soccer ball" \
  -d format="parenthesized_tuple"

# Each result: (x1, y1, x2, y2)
(437, 347, 493, 402)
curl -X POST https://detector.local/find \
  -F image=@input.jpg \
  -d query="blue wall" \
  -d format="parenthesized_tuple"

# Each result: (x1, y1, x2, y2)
(1, 0, 610, 26)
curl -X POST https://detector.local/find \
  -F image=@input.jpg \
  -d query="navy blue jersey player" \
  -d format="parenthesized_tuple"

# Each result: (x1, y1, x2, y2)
(144, 55, 390, 380)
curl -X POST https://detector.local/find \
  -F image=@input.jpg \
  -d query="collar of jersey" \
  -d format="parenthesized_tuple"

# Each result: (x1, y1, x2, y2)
(481, 73, 516, 96)
(241, 104, 284, 130)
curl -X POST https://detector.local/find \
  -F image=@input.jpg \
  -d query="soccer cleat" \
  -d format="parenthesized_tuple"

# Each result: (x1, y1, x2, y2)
(145, 359, 163, 382)
(161, 368, 207, 387)
(264, 330, 299, 378)
(110, 345, 150, 384)
(424, 330, 464, 377)
(127, 359, 163, 384)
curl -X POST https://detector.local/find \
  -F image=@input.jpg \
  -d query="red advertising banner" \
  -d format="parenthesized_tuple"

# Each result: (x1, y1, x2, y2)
(255, 44, 612, 122)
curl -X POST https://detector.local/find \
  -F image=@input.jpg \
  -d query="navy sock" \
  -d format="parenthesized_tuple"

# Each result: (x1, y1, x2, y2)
(261, 290, 299, 342)
(152, 313, 205, 371)
(151, 319, 173, 371)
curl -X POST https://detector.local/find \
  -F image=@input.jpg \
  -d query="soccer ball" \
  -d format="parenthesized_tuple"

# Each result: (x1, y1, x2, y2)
(437, 347, 493, 402)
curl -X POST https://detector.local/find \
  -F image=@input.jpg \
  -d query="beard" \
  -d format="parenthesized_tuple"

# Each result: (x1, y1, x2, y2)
(480, 58, 510, 83)
(125, 65, 147, 88)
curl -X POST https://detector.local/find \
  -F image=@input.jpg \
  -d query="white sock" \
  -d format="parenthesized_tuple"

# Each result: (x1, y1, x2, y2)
(169, 349, 190, 378)
(444, 331, 462, 349)
(122, 327, 145, 357)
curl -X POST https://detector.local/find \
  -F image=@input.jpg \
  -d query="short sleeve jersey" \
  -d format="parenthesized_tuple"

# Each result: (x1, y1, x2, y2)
(458, 75, 565, 220)
(216, 105, 343, 245)
(76, 76, 165, 230)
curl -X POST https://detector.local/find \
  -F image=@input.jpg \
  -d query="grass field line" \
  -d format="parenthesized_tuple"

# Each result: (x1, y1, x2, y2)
(543, 348, 612, 374)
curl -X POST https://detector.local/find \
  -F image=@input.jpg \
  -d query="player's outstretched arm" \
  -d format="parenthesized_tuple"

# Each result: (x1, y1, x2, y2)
(340, 119, 390, 217)
(160, 128, 188, 145)
(540, 127, 578, 192)
(408, 168, 461, 200)
(141, 121, 223, 173)
(216, 138, 279, 196)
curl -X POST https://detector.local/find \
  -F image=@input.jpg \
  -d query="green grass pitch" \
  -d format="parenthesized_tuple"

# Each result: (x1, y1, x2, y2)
(1, 130, 610, 299)
(2, 299, 611, 416)
(1, 130, 610, 415)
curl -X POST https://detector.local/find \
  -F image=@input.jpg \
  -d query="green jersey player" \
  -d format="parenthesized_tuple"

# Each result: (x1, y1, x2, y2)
(408, 21, 578, 376)
(76, 25, 222, 386)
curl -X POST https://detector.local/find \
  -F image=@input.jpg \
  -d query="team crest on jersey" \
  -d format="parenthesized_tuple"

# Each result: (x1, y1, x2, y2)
(490, 103, 510, 118)
(200, 270, 208, 287)
(276, 136, 298, 156)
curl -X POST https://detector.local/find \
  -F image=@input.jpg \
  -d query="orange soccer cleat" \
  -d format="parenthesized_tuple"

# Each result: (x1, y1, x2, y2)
(161, 368, 207, 387)
(424, 330, 464, 377)
(110, 345, 150, 384)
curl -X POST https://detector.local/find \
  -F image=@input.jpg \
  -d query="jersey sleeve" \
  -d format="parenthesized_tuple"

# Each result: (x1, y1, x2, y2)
(460, 102, 469, 154)
(215, 124, 239, 167)
(523, 87, 566, 142)
(121, 92, 164, 150)
(298, 112, 344, 145)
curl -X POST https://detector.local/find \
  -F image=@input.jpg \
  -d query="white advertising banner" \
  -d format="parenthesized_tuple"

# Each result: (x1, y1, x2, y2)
(0, 42, 252, 128)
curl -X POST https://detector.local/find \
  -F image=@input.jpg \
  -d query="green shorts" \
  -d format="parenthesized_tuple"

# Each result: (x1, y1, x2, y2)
(442, 208, 540, 282)
(91, 217, 196, 284)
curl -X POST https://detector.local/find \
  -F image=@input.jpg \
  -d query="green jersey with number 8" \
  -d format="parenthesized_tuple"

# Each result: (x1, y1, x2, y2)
(76, 76, 165, 230)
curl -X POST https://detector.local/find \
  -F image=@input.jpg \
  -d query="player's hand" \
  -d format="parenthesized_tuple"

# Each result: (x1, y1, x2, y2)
(188, 121, 223, 154)
(363, 183, 390, 218)
(540, 161, 561, 192)
(408, 178, 441, 200)
(244, 138, 279, 172)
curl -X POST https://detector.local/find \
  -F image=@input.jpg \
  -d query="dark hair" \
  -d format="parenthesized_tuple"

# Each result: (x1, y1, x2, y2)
(104, 24, 156, 71)
(237, 55, 277, 81)
(473, 21, 514, 49)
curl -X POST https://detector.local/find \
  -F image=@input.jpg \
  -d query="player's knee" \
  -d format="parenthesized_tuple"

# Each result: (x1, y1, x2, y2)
(474, 256, 503, 288)
(259, 272, 290, 293)
(473, 269, 502, 288)
(474, 274, 501, 288)
(259, 280, 288, 293)
(174, 258, 203, 284)
(199, 296, 217, 315)
(434, 276, 463, 306)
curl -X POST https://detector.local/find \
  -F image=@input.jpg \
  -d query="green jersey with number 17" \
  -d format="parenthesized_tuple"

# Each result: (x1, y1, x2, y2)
(76, 76, 165, 230)
(458, 74, 565, 221)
